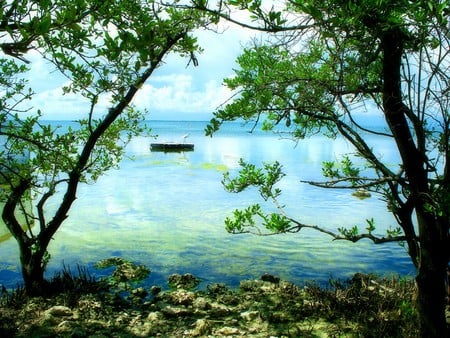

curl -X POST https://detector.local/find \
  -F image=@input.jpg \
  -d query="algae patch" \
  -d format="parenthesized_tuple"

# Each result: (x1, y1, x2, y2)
(142, 161, 229, 171)
(197, 162, 228, 172)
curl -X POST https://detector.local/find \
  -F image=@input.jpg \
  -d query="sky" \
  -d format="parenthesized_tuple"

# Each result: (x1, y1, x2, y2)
(23, 20, 258, 122)
(18, 8, 385, 125)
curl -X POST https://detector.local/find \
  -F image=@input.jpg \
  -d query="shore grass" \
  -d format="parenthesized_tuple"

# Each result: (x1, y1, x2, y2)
(0, 263, 421, 337)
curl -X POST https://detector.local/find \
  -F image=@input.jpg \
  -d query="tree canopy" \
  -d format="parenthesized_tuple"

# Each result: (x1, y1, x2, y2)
(198, 0, 450, 336)
(1, 0, 209, 294)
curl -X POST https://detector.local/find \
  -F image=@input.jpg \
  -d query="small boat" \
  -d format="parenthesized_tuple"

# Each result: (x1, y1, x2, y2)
(150, 142, 194, 152)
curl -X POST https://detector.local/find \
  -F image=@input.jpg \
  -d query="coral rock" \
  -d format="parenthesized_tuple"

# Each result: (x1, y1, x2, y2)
(45, 305, 73, 317)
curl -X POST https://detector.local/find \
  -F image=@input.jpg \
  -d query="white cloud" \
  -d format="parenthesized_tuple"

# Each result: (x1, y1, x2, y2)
(17, 21, 257, 121)
(133, 74, 232, 120)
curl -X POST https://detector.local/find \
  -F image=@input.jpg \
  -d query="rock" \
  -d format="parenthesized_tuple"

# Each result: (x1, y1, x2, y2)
(160, 305, 192, 317)
(41, 305, 73, 325)
(129, 323, 152, 337)
(95, 257, 150, 283)
(168, 273, 200, 289)
(207, 283, 229, 295)
(191, 318, 211, 336)
(55, 320, 74, 333)
(240, 280, 258, 292)
(209, 302, 230, 317)
(215, 326, 240, 335)
(260, 283, 277, 292)
(269, 311, 290, 323)
(55, 321, 87, 337)
(150, 285, 162, 295)
(45, 305, 73, 317)
(192, 296, 212, 310)
(77, 297, 102, 313)
(0, 272, 418, 337)
(261, 273, 280, 284)
(352, 189, 371, 199)
(147, 311, 163, 322)
(113, 261, 150, 282)
(240, 310, 260, 321)
(169, 289, 195, 305)
(131, 287, 148, 299)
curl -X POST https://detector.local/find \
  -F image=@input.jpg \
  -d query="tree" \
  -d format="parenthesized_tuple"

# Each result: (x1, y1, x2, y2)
(197, 0, 449, 336)
(0, 0, 208, 295)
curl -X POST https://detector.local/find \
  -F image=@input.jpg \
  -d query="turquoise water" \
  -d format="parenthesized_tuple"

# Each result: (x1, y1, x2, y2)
(0, 120, 415, 288)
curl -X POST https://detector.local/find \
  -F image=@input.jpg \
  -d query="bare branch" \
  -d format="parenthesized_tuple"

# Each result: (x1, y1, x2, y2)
(231, 216, 407, 244)
(300, 176, 398, 190)
(166, 1, 316, 33)
(287, 217, 407, 244)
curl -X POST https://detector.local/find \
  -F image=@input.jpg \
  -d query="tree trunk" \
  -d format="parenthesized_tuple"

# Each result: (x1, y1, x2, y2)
(382, 29, 448, 337)
(2, 178, 48, 295)
(19, 242, 47, 296)
(415, 233, 448, 337)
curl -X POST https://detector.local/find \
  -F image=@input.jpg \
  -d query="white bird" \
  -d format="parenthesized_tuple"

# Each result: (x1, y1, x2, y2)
(182, 133, 190, 143)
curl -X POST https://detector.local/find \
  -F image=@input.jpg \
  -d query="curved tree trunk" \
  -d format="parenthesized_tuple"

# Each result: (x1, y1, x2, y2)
(382, 29, 448, 337)
(2, 32, 187, 296)
(2, 179, 48, 294)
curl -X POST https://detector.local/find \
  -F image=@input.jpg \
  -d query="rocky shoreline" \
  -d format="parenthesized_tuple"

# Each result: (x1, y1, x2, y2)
(0, 263, 425, 337)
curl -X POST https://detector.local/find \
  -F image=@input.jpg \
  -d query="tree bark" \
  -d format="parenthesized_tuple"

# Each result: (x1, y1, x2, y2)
(19, 244, 47, 296)
(2, 179, 48, 294)
(415, 229, 448, 337)
(382, 29, 448, 337)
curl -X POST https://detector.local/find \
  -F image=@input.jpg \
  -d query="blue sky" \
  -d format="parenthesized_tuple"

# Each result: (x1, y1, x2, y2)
(24, 22, 256, 121)
(22, 15, 386, 125)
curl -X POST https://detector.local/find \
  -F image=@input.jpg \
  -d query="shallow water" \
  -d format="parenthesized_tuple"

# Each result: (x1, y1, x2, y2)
(0, 120, 415, 288)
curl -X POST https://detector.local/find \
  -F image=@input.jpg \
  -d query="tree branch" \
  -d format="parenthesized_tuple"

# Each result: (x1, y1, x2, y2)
(43, 30, 189, 239)
(1, 178, 32, 245)
(230, 215, 407, 244)
(169, 1, 316, 32)
(300, 176, 397, 189)
(286, 217, 407, 244)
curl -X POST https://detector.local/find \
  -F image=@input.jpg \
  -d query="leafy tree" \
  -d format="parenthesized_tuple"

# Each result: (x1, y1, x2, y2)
(196, 0, 449, 336)
(0, 0, 208, 295)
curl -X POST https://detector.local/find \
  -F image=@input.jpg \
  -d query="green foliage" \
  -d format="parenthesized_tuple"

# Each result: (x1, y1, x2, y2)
(366, 218, 375, 234)
(207, 43, 343, 137)
(222, 160, 292, 234)
(208, 0, 449, 242)
(1, 0, 209, 292)
(337, 225, 359, 241)
(225, 203, 291, 234)
(386, 226, 403, 238)
(222, 159, 285, 200)
(222, 159, 408, 241)
(202, 0, 449, 334)
(322, 155, 361, 186)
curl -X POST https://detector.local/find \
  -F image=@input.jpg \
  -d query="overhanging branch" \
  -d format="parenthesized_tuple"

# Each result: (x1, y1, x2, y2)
(301, 176, 397, 189)
(286, 218, 407, 244)
(231, 216, 407, 244)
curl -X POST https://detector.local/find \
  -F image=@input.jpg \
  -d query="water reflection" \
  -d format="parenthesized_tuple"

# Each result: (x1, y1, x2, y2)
(0, 121, 415, 289)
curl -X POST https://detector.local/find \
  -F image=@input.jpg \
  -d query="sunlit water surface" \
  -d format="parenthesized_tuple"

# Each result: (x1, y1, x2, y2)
(0, 120, 415, 289)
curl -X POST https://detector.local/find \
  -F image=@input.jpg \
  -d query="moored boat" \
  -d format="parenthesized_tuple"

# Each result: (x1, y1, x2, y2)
(150, 142, 194, 152)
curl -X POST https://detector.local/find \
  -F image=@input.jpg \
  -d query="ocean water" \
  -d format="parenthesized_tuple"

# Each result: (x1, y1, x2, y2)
(0, 120, 415, 289)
